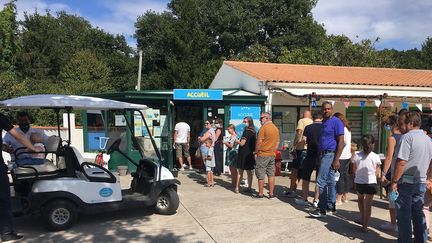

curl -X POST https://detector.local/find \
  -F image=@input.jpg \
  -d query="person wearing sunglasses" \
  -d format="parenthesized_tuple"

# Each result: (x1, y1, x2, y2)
(235, 117, 256, 193)
(254, 112, 280, 199)
(213, 118, 224, 176)
(198, 119, 215, 170)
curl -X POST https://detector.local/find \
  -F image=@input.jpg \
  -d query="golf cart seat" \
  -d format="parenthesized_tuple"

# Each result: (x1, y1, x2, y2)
(12, 136, 62, 179)
(71, 147, 116, 182)
(13, 162, 58, 178)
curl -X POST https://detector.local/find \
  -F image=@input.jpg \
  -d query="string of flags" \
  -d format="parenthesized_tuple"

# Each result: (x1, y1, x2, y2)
(310, 99, 432, 112)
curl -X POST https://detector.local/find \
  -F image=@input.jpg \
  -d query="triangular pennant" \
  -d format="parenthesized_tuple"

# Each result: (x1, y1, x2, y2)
(374, 100, 381, 107)
(388, 101, 395, 108)
(402, 102, 408, 109)
(343, 101, 350, 109)
(360, 101, 365, 109)
(416, 103, 423, 112)
(327, 100, 335, 106)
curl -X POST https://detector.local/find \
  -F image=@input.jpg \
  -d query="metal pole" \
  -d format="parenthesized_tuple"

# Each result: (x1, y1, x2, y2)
(137, 50, 143, 91)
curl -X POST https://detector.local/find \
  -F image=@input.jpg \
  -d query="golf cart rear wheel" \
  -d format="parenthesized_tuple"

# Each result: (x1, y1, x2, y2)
(155, 187, 179, 215)
(43, 200, 77, 231)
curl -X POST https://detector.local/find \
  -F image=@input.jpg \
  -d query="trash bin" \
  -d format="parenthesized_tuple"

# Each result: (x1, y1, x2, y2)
(275, 150, 282, 176)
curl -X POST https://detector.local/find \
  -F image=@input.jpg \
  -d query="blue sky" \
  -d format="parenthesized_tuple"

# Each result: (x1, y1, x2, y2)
(3, 0, 432, 50)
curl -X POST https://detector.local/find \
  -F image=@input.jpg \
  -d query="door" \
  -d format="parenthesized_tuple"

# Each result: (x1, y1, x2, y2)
(174, 104, 203, 168)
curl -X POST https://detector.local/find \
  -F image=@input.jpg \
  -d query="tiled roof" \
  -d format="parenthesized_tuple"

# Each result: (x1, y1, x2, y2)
(224, 61, 432, 87)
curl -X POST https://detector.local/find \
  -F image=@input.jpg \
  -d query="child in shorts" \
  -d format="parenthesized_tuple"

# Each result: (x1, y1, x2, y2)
(16, 133, 46, 166)
(203, 138, 215, 187)
(352, 134, 381, 233)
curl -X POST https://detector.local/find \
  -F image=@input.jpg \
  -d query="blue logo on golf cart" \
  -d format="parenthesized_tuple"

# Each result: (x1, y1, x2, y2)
(99, 188, 113, 197)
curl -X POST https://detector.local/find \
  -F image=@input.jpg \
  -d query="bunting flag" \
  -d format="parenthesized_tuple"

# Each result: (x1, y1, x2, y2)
(402, 101, 408, 109)
(388, 101, 395, 108)
(360, 100, 365, 109)
(374, 100, 382, 107)
(416, 103, 423, 112)
(327, 100, 335, 106)
(312, 100, 317, 108)
(343, 101, 350, 109)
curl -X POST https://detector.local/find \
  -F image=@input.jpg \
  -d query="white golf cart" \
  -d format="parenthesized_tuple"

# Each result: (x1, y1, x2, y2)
(0, 94, 180, 231)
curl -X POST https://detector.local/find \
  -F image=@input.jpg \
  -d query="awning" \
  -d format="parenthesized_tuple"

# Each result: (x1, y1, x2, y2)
(268, 83, 432, 100)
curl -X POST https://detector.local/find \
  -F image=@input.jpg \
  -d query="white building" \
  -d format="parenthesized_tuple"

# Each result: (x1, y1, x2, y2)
(210, 61, 432, 150)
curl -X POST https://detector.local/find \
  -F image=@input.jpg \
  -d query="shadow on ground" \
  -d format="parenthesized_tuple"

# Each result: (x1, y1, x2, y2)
(15, 207, 200, 243)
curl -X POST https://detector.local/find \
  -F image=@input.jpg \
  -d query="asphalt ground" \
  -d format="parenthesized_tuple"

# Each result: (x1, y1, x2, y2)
(13, 170, 401, 243)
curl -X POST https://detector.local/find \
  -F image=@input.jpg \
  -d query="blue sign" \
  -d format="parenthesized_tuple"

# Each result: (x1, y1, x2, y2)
(99, 188, 113, 197)
(173, 89, 223, 100)
(230, 104, 261, 120)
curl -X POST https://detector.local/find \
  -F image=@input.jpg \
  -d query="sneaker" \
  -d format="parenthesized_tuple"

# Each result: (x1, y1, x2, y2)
(179, 167, 185, 171)
(2, 232, 24, 242)
(313, 200, 319, 208)
(189, 166, 193, 170)
(240, 179, 246, 185)
(294, 198, 309, 206)
(309, 210, 326, 218)
(282, 191, 297, 198)
(380, 223, 398, 232)
(182, 164, 187, 168)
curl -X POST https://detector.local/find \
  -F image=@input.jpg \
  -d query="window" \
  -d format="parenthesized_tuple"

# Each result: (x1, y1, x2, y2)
(272, 106, 309, 149)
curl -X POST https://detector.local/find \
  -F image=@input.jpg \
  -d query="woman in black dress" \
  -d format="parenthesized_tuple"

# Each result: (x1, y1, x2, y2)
(213, 118, 224, 176)
(235, 116, 256, 193)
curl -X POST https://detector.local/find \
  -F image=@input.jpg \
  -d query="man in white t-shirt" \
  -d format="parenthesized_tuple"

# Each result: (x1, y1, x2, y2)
(174, 121, 192, 170)
(2, 111, 48, 161)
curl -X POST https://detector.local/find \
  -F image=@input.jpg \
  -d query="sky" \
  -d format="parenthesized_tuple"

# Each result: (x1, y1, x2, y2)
(2, 0, 432, 50)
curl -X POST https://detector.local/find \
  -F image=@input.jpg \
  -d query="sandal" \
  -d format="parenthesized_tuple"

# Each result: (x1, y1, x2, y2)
(361, 227, 369, 233)
(252, 194, 264, 199)
(268, 194, 275, 199)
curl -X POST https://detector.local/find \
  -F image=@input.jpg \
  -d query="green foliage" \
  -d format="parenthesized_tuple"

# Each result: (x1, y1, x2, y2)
(59, 50, 112, 94)
(1, 0, 432, 126)
(0, 0, 19, 71)
(421, 37, 432, 69)
(135, 0, 327, 89)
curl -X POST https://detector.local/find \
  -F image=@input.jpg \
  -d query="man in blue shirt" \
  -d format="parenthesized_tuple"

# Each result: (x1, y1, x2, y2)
(310, 101, 344, 218)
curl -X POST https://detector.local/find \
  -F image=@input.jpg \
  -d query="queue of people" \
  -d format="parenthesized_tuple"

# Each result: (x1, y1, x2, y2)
(178, 103, 432, 242)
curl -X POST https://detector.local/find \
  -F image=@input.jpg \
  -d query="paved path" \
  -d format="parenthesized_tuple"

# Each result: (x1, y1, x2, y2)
(15, 171, 400, 242)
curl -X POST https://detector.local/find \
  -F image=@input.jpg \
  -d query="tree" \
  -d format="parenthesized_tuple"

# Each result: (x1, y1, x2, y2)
(59, 50, 112, 94)
(135, 0, 327, 89)
(421, 37, 432, 69)
(0, 0, 19, 71)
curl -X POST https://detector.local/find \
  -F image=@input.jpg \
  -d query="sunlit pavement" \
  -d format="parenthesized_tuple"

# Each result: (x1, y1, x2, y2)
(15, 171, 400, 242)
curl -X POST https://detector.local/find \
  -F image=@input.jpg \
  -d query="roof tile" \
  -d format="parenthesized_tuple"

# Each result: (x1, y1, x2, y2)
(224, 61, 432, 87)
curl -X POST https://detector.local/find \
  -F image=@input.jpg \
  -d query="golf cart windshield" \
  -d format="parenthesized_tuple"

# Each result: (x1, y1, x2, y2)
(0, 94, 162, 162)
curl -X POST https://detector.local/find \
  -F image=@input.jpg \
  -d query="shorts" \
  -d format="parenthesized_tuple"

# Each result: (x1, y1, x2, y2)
(292, 150, 307, 170)
(205, 166, 214, 172)
(255, 156, 275, 180)
(300, 155, 319, 181)
(175, 143, 190, 159)
(356, 183, 378, 195)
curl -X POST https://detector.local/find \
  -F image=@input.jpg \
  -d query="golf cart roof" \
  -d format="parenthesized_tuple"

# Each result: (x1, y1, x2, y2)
(0, 94, 148, 110)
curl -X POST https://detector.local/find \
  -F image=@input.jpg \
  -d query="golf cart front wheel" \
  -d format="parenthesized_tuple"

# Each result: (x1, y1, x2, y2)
(43, 200, 78, 231)
(155, 187, 179, 215)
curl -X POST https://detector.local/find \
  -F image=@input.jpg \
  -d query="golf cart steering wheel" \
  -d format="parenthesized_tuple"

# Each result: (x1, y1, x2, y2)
(107, 138, 122, 155)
